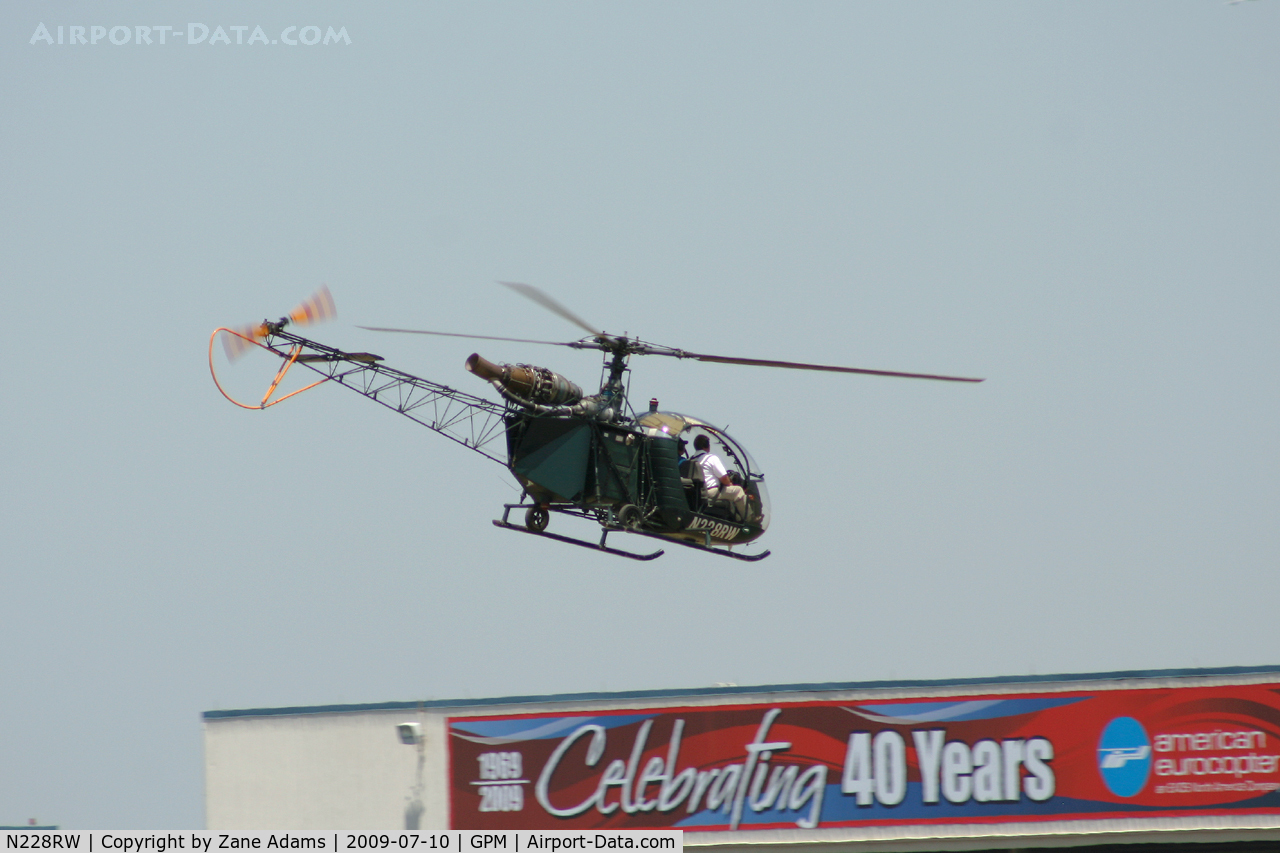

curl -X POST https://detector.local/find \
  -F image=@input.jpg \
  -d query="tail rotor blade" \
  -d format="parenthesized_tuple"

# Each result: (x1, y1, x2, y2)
(220, 286, 335, 362)
(221, 323, 269, 361)
(288, 284, 336, 327)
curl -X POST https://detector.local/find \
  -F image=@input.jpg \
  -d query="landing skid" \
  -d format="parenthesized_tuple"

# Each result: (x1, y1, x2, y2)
(492, 520, 665, 561)
(493, 503, 769, 562)
(625, 528, 772, 562)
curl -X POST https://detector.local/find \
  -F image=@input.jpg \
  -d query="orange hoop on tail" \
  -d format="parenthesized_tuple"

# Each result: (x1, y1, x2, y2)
(209, 328, 330, 410)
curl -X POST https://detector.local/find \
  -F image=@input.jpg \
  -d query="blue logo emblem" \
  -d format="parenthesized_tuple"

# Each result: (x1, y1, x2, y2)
(1098, 716, 1151, 797)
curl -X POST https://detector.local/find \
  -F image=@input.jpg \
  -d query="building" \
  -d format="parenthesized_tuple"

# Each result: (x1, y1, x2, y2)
(204, 665, 1280, 850)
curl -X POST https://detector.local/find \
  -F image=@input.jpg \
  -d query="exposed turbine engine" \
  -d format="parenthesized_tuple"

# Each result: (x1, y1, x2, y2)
(465, 353, 583, 408)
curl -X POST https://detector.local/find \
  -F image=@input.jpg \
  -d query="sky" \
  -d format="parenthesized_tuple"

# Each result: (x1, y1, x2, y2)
(2, 0, 1277, 831)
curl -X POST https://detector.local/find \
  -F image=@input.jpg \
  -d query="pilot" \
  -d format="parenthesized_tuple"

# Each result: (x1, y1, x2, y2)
(690, 434, 748, 521)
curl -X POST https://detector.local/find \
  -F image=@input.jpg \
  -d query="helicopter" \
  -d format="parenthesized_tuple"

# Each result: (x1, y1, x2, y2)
(209, 283, 982, 561)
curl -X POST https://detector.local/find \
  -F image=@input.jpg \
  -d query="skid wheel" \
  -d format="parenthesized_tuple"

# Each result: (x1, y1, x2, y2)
(525, 506, 549, 532)
(617, 504, 642, 529)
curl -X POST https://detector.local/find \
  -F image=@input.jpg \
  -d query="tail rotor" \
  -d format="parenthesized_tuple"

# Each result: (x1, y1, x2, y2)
(286, 284, 337, 327)
(220, 285, 335, 361)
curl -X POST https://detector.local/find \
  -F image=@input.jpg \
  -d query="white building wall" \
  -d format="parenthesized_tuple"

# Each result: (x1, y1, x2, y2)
(205, 708, 450, 830)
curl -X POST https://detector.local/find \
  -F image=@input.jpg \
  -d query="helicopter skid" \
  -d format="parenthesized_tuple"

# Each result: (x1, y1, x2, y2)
(491, 520, 665, 561)
(679, 541, 771, 562)
(627, 529, 772, 562)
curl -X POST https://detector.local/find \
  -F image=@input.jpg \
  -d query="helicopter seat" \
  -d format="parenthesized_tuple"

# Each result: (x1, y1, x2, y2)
(708, 482, 746, 516)
(682, 456, 739, 519)
(703, 500, 737, 522)
(678, 460, 699, 507)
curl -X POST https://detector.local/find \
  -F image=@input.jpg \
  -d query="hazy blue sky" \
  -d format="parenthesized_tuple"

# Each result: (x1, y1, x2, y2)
(2, 0, 1277, 830)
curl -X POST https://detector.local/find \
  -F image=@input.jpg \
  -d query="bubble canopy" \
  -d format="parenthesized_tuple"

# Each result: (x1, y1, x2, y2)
(637, 410, 770, 532)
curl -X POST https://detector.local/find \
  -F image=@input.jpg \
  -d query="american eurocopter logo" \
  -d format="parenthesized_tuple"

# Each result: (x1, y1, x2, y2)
(1098, 716, 1152, 797)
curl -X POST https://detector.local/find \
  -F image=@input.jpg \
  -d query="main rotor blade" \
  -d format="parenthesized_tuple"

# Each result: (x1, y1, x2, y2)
(672, 350, 984, 382)
(356, 326, 585, 348)
(498, 281, 607, 339)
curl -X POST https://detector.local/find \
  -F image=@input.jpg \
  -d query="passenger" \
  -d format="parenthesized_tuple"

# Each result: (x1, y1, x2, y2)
(689, 434, 748, 521)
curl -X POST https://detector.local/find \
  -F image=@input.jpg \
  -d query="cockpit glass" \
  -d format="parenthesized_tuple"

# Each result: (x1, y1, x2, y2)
(640, 411, 770, 531)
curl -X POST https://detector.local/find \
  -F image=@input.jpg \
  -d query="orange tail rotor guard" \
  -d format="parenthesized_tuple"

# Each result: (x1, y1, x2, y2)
(208, 327, 331, 410)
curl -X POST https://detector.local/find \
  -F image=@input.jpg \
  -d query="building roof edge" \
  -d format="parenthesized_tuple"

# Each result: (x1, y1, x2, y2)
(202, 663, 1280, 721)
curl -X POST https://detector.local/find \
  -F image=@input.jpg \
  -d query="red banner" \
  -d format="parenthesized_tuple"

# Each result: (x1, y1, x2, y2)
(448, 683, 1280, 831)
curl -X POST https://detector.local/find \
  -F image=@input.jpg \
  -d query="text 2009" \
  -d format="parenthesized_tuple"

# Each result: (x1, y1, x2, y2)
(345, 837, 449, 850)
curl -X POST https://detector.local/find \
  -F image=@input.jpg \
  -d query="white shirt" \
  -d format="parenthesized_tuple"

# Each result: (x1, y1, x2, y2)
(692, 451, 728, 492)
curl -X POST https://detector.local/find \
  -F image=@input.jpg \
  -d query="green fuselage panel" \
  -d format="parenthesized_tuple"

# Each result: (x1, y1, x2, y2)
(595, 427, 640, 503)
(510, 418, 592, 502)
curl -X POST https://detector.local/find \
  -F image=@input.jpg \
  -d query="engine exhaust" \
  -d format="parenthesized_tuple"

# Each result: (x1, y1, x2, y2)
(466, 353, 584, 407)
